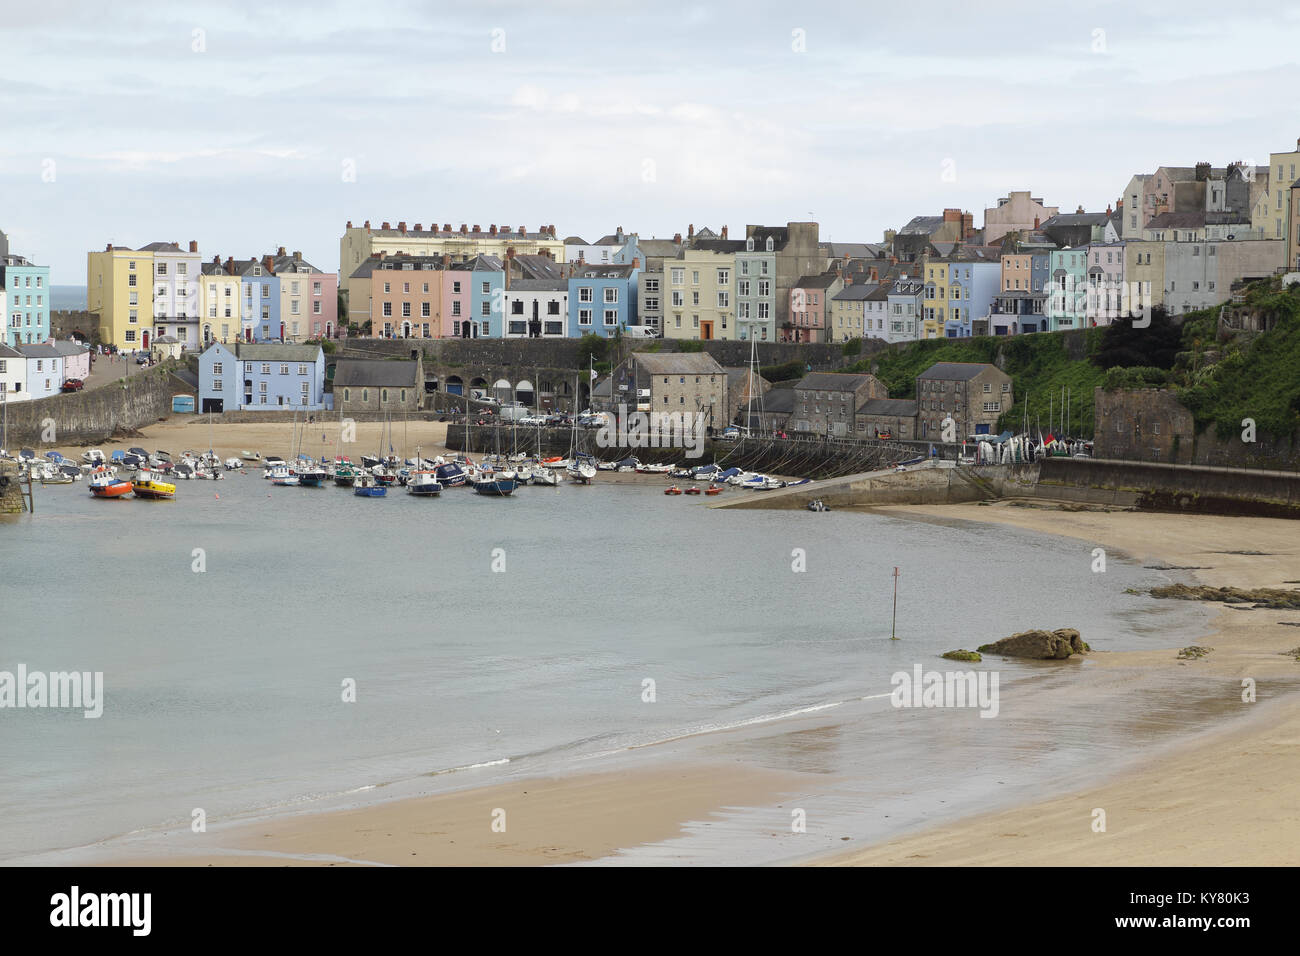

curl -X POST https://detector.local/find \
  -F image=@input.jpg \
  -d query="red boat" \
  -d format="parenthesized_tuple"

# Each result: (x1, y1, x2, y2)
(89, 474, 133, 498)
(705, 484, 722, 495)
(664, 485, 683, 495)
(684, 486, 701, 495)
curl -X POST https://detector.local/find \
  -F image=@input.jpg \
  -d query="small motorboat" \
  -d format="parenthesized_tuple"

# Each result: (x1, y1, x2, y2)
(353, 473, 386, 497)
(333, 462, 358, 486)
(684, 486, 701, 495)
(240, 450, 261, 462)
(272, 474, 300, 486)
(406, 471, 443, 496)
(664, 485, 683, 495)
(531, 469, 560, 487)
(89, 471, 133, 498)
(473, 477, 518, 496)
(223, 458, 243, 471)
(434, 462, 468, 488)
(132, 470, 176, 499)
(705, 484, 722, 496)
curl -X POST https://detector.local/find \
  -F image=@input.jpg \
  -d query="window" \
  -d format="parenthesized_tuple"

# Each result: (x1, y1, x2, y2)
(480, 302, 490, 317)
(604, 287, 618, 304)
(259, 381, 268, 393)
(671, 269, 684, 285)
(280, 363, 289, 375)
(261, 363, 271, 373)
(402, 303, 411, 317)
(717, 269, 730, 285)
(383, 302, 393, 316)
(717, 291, 730, 308)
(452, 301, 461, 316)
(422, 303, 431, 317)
(481, 282, 490, 295)
(579, 309, 592, 326)
(579, 287, 593, 303)
(604, 310, 618, 327)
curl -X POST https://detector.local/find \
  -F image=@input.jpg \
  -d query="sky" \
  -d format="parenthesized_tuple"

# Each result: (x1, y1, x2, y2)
(4, 0, 1300, 284)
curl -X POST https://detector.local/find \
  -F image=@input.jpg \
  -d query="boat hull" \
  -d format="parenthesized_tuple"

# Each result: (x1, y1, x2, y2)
(473, 479, 518, 496)
(354, 486, 386, 497)
(90, 481, 133, 498)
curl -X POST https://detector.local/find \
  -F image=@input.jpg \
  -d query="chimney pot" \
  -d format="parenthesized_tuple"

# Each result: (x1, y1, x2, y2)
(673, 232, 682, 244)
(346, 220, 353, 229)
(688, 224, 695, 238)
(460, 223, 468, 234)
(472, 224, 480, 233)
(189, 240, 198, 253)
(398, 221, 407, 232)
(721, 225, 728, 239)
(381, 222, 390, 231)
(490, 224, 497, 236)
(443, 224, 452, 233)
(277, 246, 286, 257)
(518, 226, 525, 235)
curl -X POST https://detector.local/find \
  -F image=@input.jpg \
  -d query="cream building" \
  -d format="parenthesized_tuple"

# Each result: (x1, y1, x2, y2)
(200, 260, 242, 344)
(662, 245, 740, 340)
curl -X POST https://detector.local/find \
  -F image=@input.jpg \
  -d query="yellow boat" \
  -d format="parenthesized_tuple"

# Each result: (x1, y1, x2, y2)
(132, 470, 176, 500)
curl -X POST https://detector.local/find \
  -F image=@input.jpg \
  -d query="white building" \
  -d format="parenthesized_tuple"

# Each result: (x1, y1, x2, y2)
(17, 343, 64, 399)
(885, 275, 924, 343)
(0, 343, 32, 402)
(502, 279, 568, 338)
(144, 241, 202, 349)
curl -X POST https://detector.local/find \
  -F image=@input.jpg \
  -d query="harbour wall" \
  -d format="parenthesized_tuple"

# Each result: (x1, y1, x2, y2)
(0, 459, 24, 514)
(1, 365, 184, 448)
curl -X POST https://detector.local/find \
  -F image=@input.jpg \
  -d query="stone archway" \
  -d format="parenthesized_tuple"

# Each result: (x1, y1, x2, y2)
(445, 375, 464, 396)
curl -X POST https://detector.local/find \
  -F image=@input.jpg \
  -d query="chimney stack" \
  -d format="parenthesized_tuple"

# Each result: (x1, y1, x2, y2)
(364, 220, 371, 230)
(490, 224, 498, 236)
(631, 257, 640, 268)
(381, 222, 391, 231)
(688, 223, 695, 239)
(398, 221, 407, 232)
(346, 220, 353, 229)
(293, 251, 302, 261)
(1033, 216, 1040, 229)
(518, 226, 526, 235)
(443, 224, 452, 233)
(472, 224, 480, 233)
(460, 223, 468, 234)
(414, 223, 422, 232)
(277, 246, 286, 257)
(105, 242, 112, 251)
(212, 255, 220, 265)
(673, 232, 682, 244)
(189, 240, 198, 253)
(721, 225, 728, 239)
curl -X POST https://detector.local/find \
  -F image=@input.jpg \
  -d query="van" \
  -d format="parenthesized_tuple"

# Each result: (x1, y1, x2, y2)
(626, 325, 659, 338)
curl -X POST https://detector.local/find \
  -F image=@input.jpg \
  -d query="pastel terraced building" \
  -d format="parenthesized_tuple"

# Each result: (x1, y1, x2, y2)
(197, 341, 326, 413)
(143, 241, 201, 351)
(982, 191, 1060, 245)
(1, 231, 52, 347)
(350, 253, 445, 336)
(200, 258, 243, 344)
(1046, 248, 1088, 331)
(1085, 242, 1128, 326)
(663, 242, 740, 341)
(88, 244, 153, 350)
(339, 221, 564, 307)
(942, 261, 1000, 338)
(569, 263, 639, 338)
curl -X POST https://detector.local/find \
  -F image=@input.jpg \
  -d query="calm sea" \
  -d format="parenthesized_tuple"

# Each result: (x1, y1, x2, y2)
(0, 473, 1219, 863)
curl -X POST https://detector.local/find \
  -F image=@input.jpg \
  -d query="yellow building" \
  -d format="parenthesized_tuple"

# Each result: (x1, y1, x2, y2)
(920, 259, 951, 339)
(87, 246, 153, 350)
(1268, 141, 1300, 246)
(1124, 241, 1164, 315)
(662, 245, 739, 340)
(338, 221, 566, 306)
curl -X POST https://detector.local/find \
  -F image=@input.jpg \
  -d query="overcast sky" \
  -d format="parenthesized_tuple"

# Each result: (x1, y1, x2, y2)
(4, 0, 1300, 283)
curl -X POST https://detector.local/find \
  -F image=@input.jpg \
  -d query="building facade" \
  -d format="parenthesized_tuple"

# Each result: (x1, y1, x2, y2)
(790, 371, 887, 437)
(198, 341, 326, 412)
(569, 264, 639, 338)
(915, 362, 1013, 440)
(2, 246, 52, 347)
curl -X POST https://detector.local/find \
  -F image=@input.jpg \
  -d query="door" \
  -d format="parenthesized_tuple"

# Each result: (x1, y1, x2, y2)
(142, 330, 150, 349)
(700, 321, 714, 340)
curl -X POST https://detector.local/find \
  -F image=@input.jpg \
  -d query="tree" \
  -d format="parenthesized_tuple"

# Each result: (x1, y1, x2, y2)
(1091, 307, 1182, 371)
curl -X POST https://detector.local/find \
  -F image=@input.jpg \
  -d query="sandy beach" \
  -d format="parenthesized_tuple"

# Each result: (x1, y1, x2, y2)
(818, 503, 1300, 866)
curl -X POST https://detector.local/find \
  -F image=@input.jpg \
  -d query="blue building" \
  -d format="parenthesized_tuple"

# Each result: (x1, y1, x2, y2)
(943, 261, 1001, 337)
(198, 341, 326, 413)
(463, 255, 505, 338)
(568, 264, 639, 338)
(2, 234, 52, 346)
(16, 344, 64, 398)
(223, 257, 280, 342)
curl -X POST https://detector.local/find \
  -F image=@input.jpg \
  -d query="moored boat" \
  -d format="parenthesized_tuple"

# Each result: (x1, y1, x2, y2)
(132, 470, 176, 499)
(684, 486, 701, 495)
(473, 476, 518, 496)
(705, 483, 722, 495)
(89, 471, 133, 498)
(353, 473, 386, 497)
(406, 471, 443, 496)
(664, 485, 683, 495)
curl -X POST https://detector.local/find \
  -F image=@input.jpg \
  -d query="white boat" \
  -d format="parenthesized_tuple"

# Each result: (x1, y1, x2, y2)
(531, 468, 560, 486)
(406, 470, 443, 496)
(265, 462, 292, 482)
(224, 458, 243, 470)
(81, 449, 106, 465)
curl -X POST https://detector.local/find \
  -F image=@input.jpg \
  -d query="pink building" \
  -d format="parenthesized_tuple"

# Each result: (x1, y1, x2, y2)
(785, 273, 842, 343)
(442, 265, 474, 338)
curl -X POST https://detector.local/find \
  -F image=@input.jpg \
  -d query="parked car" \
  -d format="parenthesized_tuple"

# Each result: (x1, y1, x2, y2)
(136, 353, 150, 365)
(61, 378, 85, 392)
(716, 426, 742, 441)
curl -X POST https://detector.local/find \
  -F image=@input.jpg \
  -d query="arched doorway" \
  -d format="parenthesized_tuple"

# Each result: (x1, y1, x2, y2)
(492, 378, 512, 403)
(402, 321, 412, 338)
(515, 379, 534, 407)
(445, 375, 463, 396)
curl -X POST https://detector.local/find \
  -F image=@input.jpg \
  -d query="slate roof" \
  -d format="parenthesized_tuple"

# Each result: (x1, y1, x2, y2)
(794, 372, 878, 392)
(333, 359, 419, 388)
(832, 284, 879, 301)
(898, 216, 945, 236)
(759, 388, 795, 413)
(744, 225, 789, 249)
(17, 343, 62, 359)
(509, 279, 567, 292)
(691, 239, 748, 253)
(138, 241, 182, 252)
(794, 274, 840, 289)
(1144, 212, 1206, 230)
(632, 351, 724, 375)
(232, 343, 322, 363)
(1041, 212, 1109, 228)
(917, 362, 998, 381)
(46, 340, 89, 356)
(572, 264, 635, 279)
(511, 254, 564, 281)
(635, 239, 683, 258)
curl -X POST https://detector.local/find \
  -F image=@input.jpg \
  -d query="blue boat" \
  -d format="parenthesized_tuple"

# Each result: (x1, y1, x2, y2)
(353, 473, 386, 497)
(434, 462, 467, 487)
(473, 477, 518, 497)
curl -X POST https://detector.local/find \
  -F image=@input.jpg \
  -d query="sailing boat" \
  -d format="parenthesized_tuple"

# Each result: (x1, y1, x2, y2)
(406, 445, 442, 496)
(565, 372, 596, 483)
